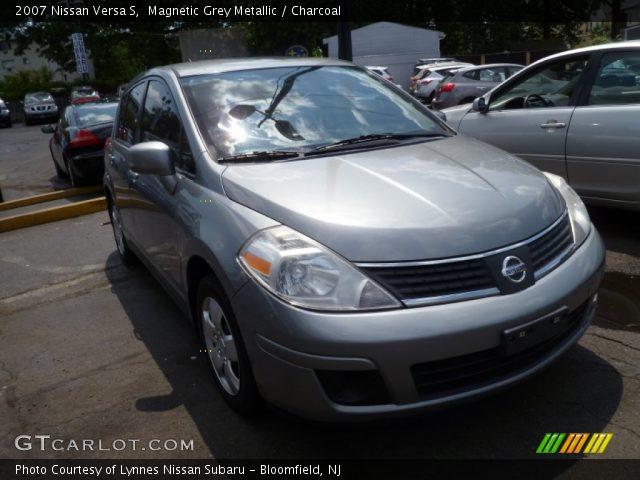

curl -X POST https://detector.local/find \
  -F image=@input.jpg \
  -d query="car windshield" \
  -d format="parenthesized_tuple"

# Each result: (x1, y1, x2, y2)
(181, 65, 446, 158)
(74, 103, 118, 126)
(25, 93, 53, 103)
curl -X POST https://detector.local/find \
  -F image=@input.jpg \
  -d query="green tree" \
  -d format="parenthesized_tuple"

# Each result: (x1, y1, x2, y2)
(0, 66, 54, 99)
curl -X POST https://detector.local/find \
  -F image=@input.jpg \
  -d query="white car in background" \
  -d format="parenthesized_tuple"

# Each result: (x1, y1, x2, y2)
(365, 66, 403, 89)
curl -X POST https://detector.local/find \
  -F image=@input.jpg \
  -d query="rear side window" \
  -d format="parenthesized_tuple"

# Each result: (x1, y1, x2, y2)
(141, 80, 194, 174)
(117, 82, 146, 144)
(588, 51, 640, 105)
(478, 68, 505, 82)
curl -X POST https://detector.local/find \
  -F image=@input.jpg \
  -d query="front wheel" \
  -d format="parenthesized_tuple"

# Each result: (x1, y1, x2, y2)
(198, 275, 262, 414)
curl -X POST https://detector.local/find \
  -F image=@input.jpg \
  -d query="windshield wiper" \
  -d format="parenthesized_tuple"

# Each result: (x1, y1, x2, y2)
(219, 150, 302, 164)
(305, 132, 447, 155)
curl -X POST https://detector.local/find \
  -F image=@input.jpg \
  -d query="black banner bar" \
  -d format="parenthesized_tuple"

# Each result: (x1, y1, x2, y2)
(2, 459, 640, 480)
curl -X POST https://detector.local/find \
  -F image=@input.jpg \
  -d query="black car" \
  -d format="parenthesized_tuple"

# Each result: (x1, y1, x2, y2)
(0, 97, 11, 127)
(42, 100, 118, 186)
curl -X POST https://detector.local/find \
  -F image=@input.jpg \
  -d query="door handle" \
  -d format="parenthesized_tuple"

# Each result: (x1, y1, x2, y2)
(540, 121, 566, 129)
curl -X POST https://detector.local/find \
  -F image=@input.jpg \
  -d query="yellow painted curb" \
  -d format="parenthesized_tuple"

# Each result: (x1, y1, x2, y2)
(0, 186, 102, 212)
(0, 197, 106, 233)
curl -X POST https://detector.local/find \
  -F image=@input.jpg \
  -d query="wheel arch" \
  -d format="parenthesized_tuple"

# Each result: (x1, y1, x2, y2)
(185, 254, 234, 334)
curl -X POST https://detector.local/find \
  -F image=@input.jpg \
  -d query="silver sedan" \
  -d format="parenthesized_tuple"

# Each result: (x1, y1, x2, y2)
(443, 41, 640, 211)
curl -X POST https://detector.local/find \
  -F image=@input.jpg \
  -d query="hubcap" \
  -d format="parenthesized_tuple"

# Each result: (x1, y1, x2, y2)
(202, 296, 240, 396)
(111, 205, 125, 255)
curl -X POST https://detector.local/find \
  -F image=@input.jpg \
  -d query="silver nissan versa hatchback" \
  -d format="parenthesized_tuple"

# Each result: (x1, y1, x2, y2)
(104, 58, 605, 421)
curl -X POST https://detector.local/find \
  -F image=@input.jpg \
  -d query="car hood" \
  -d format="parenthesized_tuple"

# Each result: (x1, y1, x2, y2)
(221, 135, 564, 262)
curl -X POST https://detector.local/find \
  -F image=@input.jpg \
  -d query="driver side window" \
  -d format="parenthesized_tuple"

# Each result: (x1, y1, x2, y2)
(489, 56, 589, 111)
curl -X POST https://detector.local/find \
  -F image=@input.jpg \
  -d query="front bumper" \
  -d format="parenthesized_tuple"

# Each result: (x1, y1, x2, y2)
(231, 228, 605, 421)
(25, 111, 58, 122)
(68, 152, 106, 183)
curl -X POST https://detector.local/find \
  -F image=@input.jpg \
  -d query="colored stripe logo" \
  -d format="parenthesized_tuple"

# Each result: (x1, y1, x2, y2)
(536, 433, 613, 454)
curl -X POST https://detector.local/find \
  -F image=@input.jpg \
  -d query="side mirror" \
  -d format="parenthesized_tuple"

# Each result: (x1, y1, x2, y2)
(130, 141, 175, 176)
(129, 141, 177, 193)
(228, 104, 256, 119)
(275, 120, 305, 140)
(473, 96, 488, 114)
(41, 124, 55, 134)
(432, 110, 447, 123)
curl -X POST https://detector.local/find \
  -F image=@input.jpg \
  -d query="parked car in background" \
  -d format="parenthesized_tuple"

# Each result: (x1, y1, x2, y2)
(413, 57, 458, 70)
(23, 91, 59, 125)
(42, 99, 118, 186)
(366, 65, 394, 82)
(442, 41, 640, 211)
(0, 97, 11, 127)
(432, 63, 523, 110)
(366, 65, 403, 89)
(411, 62, 472, 93)
(70, 86, 100, 105)
(104, 58, 604, 421)
(414, 64, 472, 103)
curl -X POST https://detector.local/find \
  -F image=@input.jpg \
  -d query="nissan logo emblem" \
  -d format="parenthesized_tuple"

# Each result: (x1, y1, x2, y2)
(501, 256, 527, 283)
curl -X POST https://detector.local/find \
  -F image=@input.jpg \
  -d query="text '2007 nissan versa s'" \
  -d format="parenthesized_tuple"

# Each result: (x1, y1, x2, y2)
(104, 58, 605, 421)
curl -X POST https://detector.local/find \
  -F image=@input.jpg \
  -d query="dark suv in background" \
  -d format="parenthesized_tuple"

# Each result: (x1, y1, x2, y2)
(23, 91, 59, 125)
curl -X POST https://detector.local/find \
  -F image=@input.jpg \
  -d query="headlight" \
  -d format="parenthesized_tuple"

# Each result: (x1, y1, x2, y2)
(238, 226, 401, 311)
(543, 172, 591, 247)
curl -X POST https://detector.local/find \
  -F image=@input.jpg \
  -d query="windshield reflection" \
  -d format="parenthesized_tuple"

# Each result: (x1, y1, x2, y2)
(181, 66, 445, 158)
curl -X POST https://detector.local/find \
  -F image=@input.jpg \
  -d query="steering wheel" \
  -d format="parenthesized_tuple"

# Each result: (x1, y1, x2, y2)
(524, 94, 553, 108)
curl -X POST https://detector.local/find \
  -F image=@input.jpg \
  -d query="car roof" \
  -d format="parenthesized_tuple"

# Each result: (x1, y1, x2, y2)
(416, 62, 472, 70)
(528, 41, 640, 68)
(147, 57, 354, 79)
(450, 63, 524, 74)
(71, 99, 118, 108)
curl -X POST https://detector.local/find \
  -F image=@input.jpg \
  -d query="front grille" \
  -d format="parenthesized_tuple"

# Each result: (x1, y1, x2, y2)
(362, 259, 494, 300)
(410, 298, 592, 399)
(530, 214, 573, 272)
(359, 211, 574, 305)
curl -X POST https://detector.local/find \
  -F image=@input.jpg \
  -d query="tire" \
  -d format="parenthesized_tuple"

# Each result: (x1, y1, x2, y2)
(54, 158, 68, 178)
(66, 158, 83, 187)
(24, 117, 31, 126)
(108, 201, 137, 266)
(197, 274, 262, 414)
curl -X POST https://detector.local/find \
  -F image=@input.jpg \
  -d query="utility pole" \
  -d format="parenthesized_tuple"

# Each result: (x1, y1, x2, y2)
(336, 1, 352, 62)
